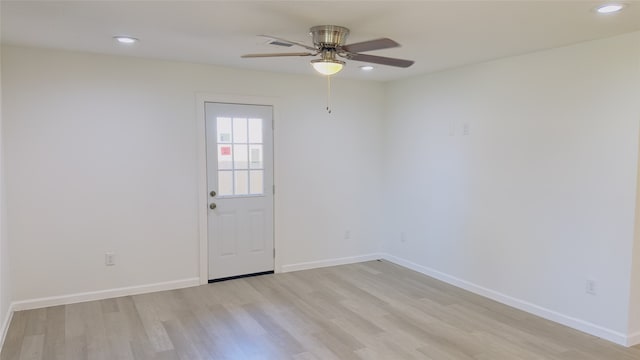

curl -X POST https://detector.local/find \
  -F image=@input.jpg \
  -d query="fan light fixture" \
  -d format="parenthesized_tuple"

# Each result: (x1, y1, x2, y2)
(311, 48, 345, 76)
(311, 59, 345, 75)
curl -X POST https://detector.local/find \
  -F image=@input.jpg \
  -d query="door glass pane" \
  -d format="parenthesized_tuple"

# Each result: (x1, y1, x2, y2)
(214, 113, 267, 197)
(233, 118, 247, 143)
(250, 170, 263, 195)
(249, 145, 263, 169)
(217, 117, 232, 143)
(218, 145, 233, 170)
(218, 171, 233, 196)
(248, 118, 262, 144)
(234, 145, 248, 170)
(235, 170, 249, 195)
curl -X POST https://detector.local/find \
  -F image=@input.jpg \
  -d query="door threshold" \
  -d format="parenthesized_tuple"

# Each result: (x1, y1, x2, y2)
(208, 270, 274, 283)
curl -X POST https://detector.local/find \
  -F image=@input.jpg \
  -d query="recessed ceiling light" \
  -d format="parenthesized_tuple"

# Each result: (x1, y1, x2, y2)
(596, 4, 625, 13)
(360, 65, 374, 71)
(113, 36, 139, 44)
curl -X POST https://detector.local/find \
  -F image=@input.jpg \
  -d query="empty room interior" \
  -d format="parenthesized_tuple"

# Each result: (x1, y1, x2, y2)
(1, 1, 640, 359)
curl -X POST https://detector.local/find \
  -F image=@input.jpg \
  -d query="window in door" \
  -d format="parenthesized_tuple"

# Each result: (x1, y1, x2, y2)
(216, 117, 264, 197)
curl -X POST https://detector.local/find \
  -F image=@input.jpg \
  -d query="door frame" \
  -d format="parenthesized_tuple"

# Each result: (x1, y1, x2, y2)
(196, 93, 280, 285)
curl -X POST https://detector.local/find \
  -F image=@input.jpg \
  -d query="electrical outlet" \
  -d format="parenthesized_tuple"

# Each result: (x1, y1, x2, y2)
(344, 230, 351, 240)
(400, 231, 406, 243)
(463, 123, 470, 135)
(105, 252, 116, 266)
(586, 279, 596, 295)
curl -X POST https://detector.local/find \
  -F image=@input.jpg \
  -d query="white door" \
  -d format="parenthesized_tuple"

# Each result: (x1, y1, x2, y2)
(205, 102, 274, 280)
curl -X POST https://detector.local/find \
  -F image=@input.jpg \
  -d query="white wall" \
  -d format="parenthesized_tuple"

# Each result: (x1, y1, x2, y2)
(0, 41, 12, 343)
(383, 31, 640, 339)
(630, 150, 640, 340)
(1, 45, 385, 302)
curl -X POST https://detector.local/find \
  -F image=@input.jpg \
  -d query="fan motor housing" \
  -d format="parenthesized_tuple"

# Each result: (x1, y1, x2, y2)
(310, 25, 350, 48)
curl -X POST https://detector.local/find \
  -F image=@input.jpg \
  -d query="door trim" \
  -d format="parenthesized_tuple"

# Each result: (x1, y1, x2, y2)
(196, 93, 280, 285)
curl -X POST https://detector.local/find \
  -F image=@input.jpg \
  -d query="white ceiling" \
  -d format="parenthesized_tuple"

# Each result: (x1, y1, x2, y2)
(2, 1, 640, 81)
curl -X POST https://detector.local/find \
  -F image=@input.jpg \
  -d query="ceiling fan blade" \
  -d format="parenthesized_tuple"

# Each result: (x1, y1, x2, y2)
(242, 52, 315, 58)
(258, 35, 317, 51)
(341, 38, 400, 53)
(344, 53, 414, 68)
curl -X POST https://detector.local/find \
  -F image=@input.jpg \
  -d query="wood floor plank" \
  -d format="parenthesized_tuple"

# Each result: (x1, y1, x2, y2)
(41, 306, 65, 360)
(3, 261, 640, 359)
(131, 294, 175, 354)
(161, 318, 208, 360)
(63, 335, 86, 360)
(2, 311, 28, 360)
(17, 334, 44, 360)
(103, 311, 135, 360)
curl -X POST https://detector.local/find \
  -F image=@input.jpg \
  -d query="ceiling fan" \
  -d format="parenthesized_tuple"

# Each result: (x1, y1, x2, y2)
(242, 25, 414, 76)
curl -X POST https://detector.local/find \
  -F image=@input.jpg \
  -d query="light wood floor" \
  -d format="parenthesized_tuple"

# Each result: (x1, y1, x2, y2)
(2, 260, 640, 359)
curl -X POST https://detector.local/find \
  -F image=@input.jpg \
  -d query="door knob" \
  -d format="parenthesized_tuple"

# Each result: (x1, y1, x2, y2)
(209, 203, 217, 210)
(210, 190, 217, 197)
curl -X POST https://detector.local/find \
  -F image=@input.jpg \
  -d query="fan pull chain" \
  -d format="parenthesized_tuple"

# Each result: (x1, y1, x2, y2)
(326, 75, 332, 114)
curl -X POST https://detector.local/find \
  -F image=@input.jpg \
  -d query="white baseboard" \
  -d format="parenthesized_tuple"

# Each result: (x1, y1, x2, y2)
(381, 253, 630, 347)
(11, 277, 200, 312)
(627, 331, 640, 347)
(281, 253, 382, 273)
(0, 305, 14, 351)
